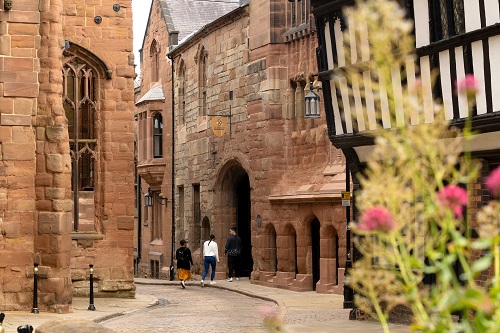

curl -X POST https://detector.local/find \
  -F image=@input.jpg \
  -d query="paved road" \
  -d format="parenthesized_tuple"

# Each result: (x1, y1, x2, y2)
(99, 284, 281, 333)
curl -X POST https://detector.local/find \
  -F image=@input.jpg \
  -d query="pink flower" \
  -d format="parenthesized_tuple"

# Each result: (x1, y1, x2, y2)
(455, 74, 480, 97)
(358, 207, 396, 233)
(437, 185, 468, 218)
(486, 166, 500, 198)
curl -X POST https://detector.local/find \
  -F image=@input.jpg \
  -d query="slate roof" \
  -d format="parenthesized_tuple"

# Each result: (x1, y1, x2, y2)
(160, 0, 240, 42)
(135, 83, 165, 105)
(141, 0, 240, 54)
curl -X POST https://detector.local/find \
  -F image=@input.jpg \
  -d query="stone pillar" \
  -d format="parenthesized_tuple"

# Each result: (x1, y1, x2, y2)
(295, 84, 305, 117)
(0, 0, 41, 311)
(35, 0, 73, 313)
(146, 114, 152, 160)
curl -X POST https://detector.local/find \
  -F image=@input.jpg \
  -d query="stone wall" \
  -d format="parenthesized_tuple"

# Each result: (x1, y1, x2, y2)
(0, 0, 135, 311)
(0, 0, 41, 311)
(170, 4, 348, 293)
(61, 0, 136, 299)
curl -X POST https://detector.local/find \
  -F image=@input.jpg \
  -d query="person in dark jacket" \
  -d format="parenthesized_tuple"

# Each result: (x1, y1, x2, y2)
(175, 239, 193, 289)
(224, 226, 242, 282)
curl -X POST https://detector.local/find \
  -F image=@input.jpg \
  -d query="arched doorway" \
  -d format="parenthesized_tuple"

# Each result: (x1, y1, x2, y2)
(311, 218, 321, 291)
(214, 160, 253, 278)
(236, 173, 253, 277)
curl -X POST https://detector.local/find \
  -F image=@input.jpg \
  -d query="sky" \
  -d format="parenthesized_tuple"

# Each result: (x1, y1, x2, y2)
(132, 0, 153, 76)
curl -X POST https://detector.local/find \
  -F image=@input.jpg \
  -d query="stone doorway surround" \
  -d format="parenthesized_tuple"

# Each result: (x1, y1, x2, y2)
(211, 158, 254, 280)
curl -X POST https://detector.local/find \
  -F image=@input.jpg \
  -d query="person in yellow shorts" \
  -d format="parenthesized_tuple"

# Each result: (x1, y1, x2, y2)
(175, 240, 193, 288)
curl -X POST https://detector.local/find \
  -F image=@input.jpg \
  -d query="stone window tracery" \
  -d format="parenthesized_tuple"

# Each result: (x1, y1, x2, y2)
(285, 0, 311, 41)
(198, 46, 208, 117)
(429, 0, 465, 42)
(63, 56, 99, 232)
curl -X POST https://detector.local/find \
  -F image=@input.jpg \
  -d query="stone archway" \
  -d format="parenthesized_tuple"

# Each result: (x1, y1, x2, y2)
(316, 224, 339, 293)
(213, 160, 253, 278)
(281, 223, 298, 275)
(262, 224, 277, 273)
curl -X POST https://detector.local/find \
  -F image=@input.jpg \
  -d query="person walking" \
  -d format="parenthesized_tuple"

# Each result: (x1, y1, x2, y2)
(201, 234, 219, 287)
(224, 226, 242, 282)
(175, 239, 193, 289)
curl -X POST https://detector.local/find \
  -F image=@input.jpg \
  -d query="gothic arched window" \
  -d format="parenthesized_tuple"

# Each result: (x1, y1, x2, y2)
(150, 40, 159, 82)
(198, 46, 207, 117)
(63, 53, 99, 231)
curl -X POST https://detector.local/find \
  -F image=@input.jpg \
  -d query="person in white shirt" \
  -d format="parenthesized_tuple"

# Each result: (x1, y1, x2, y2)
(201, 234, 219, 287)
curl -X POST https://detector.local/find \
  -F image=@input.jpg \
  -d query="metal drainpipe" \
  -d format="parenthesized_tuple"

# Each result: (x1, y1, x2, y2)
(136, 172, 142, 275)
(167, 52, 175, 281)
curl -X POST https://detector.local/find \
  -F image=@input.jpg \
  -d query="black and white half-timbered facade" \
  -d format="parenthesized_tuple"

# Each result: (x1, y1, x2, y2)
(311, 0, 500, 316)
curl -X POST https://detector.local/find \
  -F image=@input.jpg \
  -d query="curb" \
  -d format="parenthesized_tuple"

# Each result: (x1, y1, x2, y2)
(134, 279, 287, 317)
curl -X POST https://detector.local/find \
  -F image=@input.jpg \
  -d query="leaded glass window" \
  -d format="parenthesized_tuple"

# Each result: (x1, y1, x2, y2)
(153, 113, 163, 158)
(63, 56, 98, 231)
(430, 0, 465, 42)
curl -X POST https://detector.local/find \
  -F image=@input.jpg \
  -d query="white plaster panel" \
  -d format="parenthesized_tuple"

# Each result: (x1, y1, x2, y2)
(324, 20, 334, 70)
(405, 58, 419, 125)
(378, 69, 391, 129)
(454, 46, 469, 118)
(338, 76, 353, 133)
(438, 50, 454, 120)
(420, 56, 434, 123)
(489, 36, 500, 112)
(414, 0, 430, 47)
(485, 0, 500, 26)
(352, 74, 365, 132)
(464, 0, 481, 32)
(363, 71, 377, 130)
(471, 40, 487, 115)
(391, 64, 404, 127)
(334, 19, 345, 67)
(330, 79, 344, 135)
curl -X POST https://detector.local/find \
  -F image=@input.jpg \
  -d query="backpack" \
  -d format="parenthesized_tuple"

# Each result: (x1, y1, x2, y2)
(176, 248, 187, 262)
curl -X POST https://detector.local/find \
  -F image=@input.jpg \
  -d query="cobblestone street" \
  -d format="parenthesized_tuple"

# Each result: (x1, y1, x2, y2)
(99, 284, 280, 333)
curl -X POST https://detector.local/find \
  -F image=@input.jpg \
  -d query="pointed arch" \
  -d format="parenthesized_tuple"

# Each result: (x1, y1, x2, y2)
(63, 43, 106, 232)
(197, 45, 208, 116)
(150, 39, 159, 82)
(263, 223, 278, 273)
(177, 58, 186, 125)
(63, 41, 111, 80)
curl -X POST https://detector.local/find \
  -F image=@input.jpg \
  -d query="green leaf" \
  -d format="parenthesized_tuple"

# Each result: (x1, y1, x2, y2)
(471, 255, 493, 273)
(471, 237, 493, 249)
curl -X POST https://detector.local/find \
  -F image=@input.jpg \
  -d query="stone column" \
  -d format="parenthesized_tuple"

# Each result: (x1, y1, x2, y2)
(35, 0, 73, 313)
(146, 114, 152, 160)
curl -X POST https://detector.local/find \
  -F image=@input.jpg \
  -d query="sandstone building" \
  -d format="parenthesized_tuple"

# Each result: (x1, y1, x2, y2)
(136, 0, 349, 294)
(0, 0, 135, 312)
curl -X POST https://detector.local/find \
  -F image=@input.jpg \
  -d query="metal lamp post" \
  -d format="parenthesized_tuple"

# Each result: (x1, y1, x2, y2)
(88, 264, 96, 311)
(31, 264, 39, 314)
